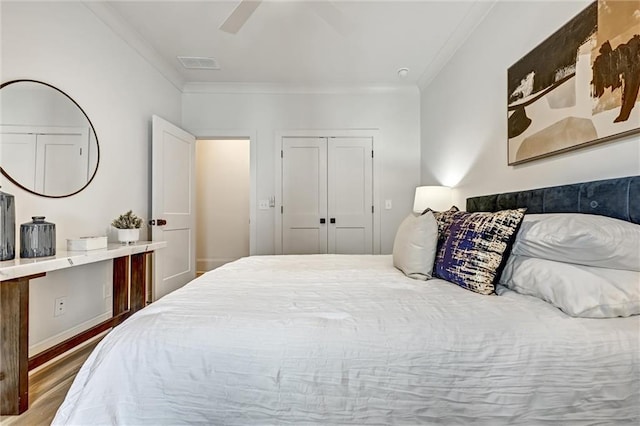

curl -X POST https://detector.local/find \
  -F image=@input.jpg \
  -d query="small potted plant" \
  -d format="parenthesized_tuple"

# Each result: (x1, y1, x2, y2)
(112, 210, 143, 244)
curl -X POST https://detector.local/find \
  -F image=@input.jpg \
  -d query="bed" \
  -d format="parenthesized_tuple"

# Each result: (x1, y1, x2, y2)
(53, 176, 640, 425)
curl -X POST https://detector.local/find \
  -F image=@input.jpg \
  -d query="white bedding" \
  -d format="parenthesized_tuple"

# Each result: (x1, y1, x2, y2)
(53, 255, 640, 425)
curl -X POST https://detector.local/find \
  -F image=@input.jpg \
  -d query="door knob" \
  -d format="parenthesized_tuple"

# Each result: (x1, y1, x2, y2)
(149, 219, 167, 226)
(320, 218, 326, 224)
(330, 218, 336, 224)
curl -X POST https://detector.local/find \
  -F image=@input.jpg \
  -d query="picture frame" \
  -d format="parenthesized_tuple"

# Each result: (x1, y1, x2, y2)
(507, 0, 640, 165)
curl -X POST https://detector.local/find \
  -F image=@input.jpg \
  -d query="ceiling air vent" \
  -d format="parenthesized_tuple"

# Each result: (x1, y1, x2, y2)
(177, 56, 220, 70)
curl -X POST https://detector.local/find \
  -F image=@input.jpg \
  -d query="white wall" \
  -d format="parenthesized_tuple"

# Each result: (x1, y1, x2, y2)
(420, 0, 640, 206)
(182, 88, 421, 254)
(1, 2, 181, 352)
(196, 139, 250, 272)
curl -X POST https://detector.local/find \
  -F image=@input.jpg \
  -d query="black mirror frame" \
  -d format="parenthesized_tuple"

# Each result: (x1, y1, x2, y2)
(0, 79, 100, 198)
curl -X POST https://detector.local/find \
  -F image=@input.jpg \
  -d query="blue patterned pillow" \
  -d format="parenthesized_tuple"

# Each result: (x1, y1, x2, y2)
(422, 206, 459, 243)
(434, 208, 526, 295)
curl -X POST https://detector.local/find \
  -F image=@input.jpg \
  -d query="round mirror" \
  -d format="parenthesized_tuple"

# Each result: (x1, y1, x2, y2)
(0, 80, 99, 198)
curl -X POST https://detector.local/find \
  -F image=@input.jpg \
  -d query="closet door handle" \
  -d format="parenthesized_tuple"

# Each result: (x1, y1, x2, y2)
(320, 218, 326, 224)
(330, 218, 336, 224)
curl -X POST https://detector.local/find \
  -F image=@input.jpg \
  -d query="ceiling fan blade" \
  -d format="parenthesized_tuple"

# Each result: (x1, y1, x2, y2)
(219, 0, 262, 34)
(308, 0, 351, 36)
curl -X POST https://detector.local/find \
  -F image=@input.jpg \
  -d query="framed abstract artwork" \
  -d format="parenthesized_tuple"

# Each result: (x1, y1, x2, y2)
(507, 0, 640, 165)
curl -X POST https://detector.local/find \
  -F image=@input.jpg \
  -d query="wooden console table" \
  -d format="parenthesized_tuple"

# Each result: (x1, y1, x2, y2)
(0, 241, 166, 415)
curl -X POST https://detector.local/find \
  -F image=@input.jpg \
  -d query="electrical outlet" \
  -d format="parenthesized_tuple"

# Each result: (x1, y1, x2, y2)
(54, 296, 67, 317)
(258, 200, 269, 210)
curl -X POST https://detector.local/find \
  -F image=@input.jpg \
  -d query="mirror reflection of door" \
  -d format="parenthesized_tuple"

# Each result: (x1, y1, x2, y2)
(195, 138, 250, 275)
(38, 132, 90, 195)
(0, 80, 99, 197)
(0, 125, 90, 195)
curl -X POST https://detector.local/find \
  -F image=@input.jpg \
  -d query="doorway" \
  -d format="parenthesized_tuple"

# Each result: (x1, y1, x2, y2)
(195, 138, 250, 275)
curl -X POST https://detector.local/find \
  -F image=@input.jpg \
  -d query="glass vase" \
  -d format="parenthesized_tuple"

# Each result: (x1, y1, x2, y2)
(20, 216, 56, 258)
(0, 187, 16, 261)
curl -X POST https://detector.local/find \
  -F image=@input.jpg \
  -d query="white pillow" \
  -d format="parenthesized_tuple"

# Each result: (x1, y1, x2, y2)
(393, 211, 438, 280)
(512, 213, 640, 271)
(500, 255, 640, 318)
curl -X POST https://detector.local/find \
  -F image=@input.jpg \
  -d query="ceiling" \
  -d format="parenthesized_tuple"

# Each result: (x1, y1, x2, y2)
(91, 0, 496, 90)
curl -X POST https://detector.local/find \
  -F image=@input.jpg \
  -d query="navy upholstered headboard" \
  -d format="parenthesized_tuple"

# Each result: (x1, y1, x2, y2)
(466, 176, 640, 224)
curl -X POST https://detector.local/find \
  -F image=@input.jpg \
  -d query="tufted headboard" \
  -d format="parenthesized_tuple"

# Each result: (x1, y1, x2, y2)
(466, 176, 640, 224)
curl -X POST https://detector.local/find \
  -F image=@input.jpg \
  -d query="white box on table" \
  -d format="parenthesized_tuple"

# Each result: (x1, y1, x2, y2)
(66, 236, 108, 251)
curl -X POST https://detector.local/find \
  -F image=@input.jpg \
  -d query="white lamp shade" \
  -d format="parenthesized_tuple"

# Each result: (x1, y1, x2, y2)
(413, 186, 452, 213)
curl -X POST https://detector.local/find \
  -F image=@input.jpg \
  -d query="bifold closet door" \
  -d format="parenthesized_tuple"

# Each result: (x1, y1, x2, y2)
(0, 131, 37, 190)
(282, 136, 373, 255)
(36, 132, 89, 195)
(0, 126, 89, 195)
(282, 137, 328, 254)
(327, 137, 373, 254)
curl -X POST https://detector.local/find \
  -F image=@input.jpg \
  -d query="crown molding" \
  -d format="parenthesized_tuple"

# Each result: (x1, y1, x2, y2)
(83, 0, 491, 96)
(418, 0, 497, 91)
(82, 1, 185, 91)
(182, 82, 420, 96)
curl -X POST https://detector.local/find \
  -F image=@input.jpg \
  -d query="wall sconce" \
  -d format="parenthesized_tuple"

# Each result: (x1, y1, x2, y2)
(413, 186, 452, 214)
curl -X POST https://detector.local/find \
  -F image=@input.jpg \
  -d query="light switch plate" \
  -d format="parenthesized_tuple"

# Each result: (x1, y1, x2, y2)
(258, 200, 269, 210)
(385, 199, 392, 210)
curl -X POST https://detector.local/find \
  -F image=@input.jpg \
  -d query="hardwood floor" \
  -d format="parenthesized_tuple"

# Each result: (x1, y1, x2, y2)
(0, 335, 103, 426)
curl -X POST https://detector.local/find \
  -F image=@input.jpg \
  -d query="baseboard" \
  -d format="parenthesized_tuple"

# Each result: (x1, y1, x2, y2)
(29, 312, 111, 357)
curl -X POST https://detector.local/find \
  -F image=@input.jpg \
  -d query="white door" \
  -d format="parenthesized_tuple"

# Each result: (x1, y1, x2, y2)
(151, 115, 196, 300)
(0, 125, 89, 196)
(281, 137, 373, 255)
(37, 131, 89, 195)
(282, 137, 328, 254)
(328, 137, 373, 254)
(0, 132, 37, 190)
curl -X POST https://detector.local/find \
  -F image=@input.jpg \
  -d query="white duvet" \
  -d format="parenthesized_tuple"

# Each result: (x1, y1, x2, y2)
(53, 255, 640, 425)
